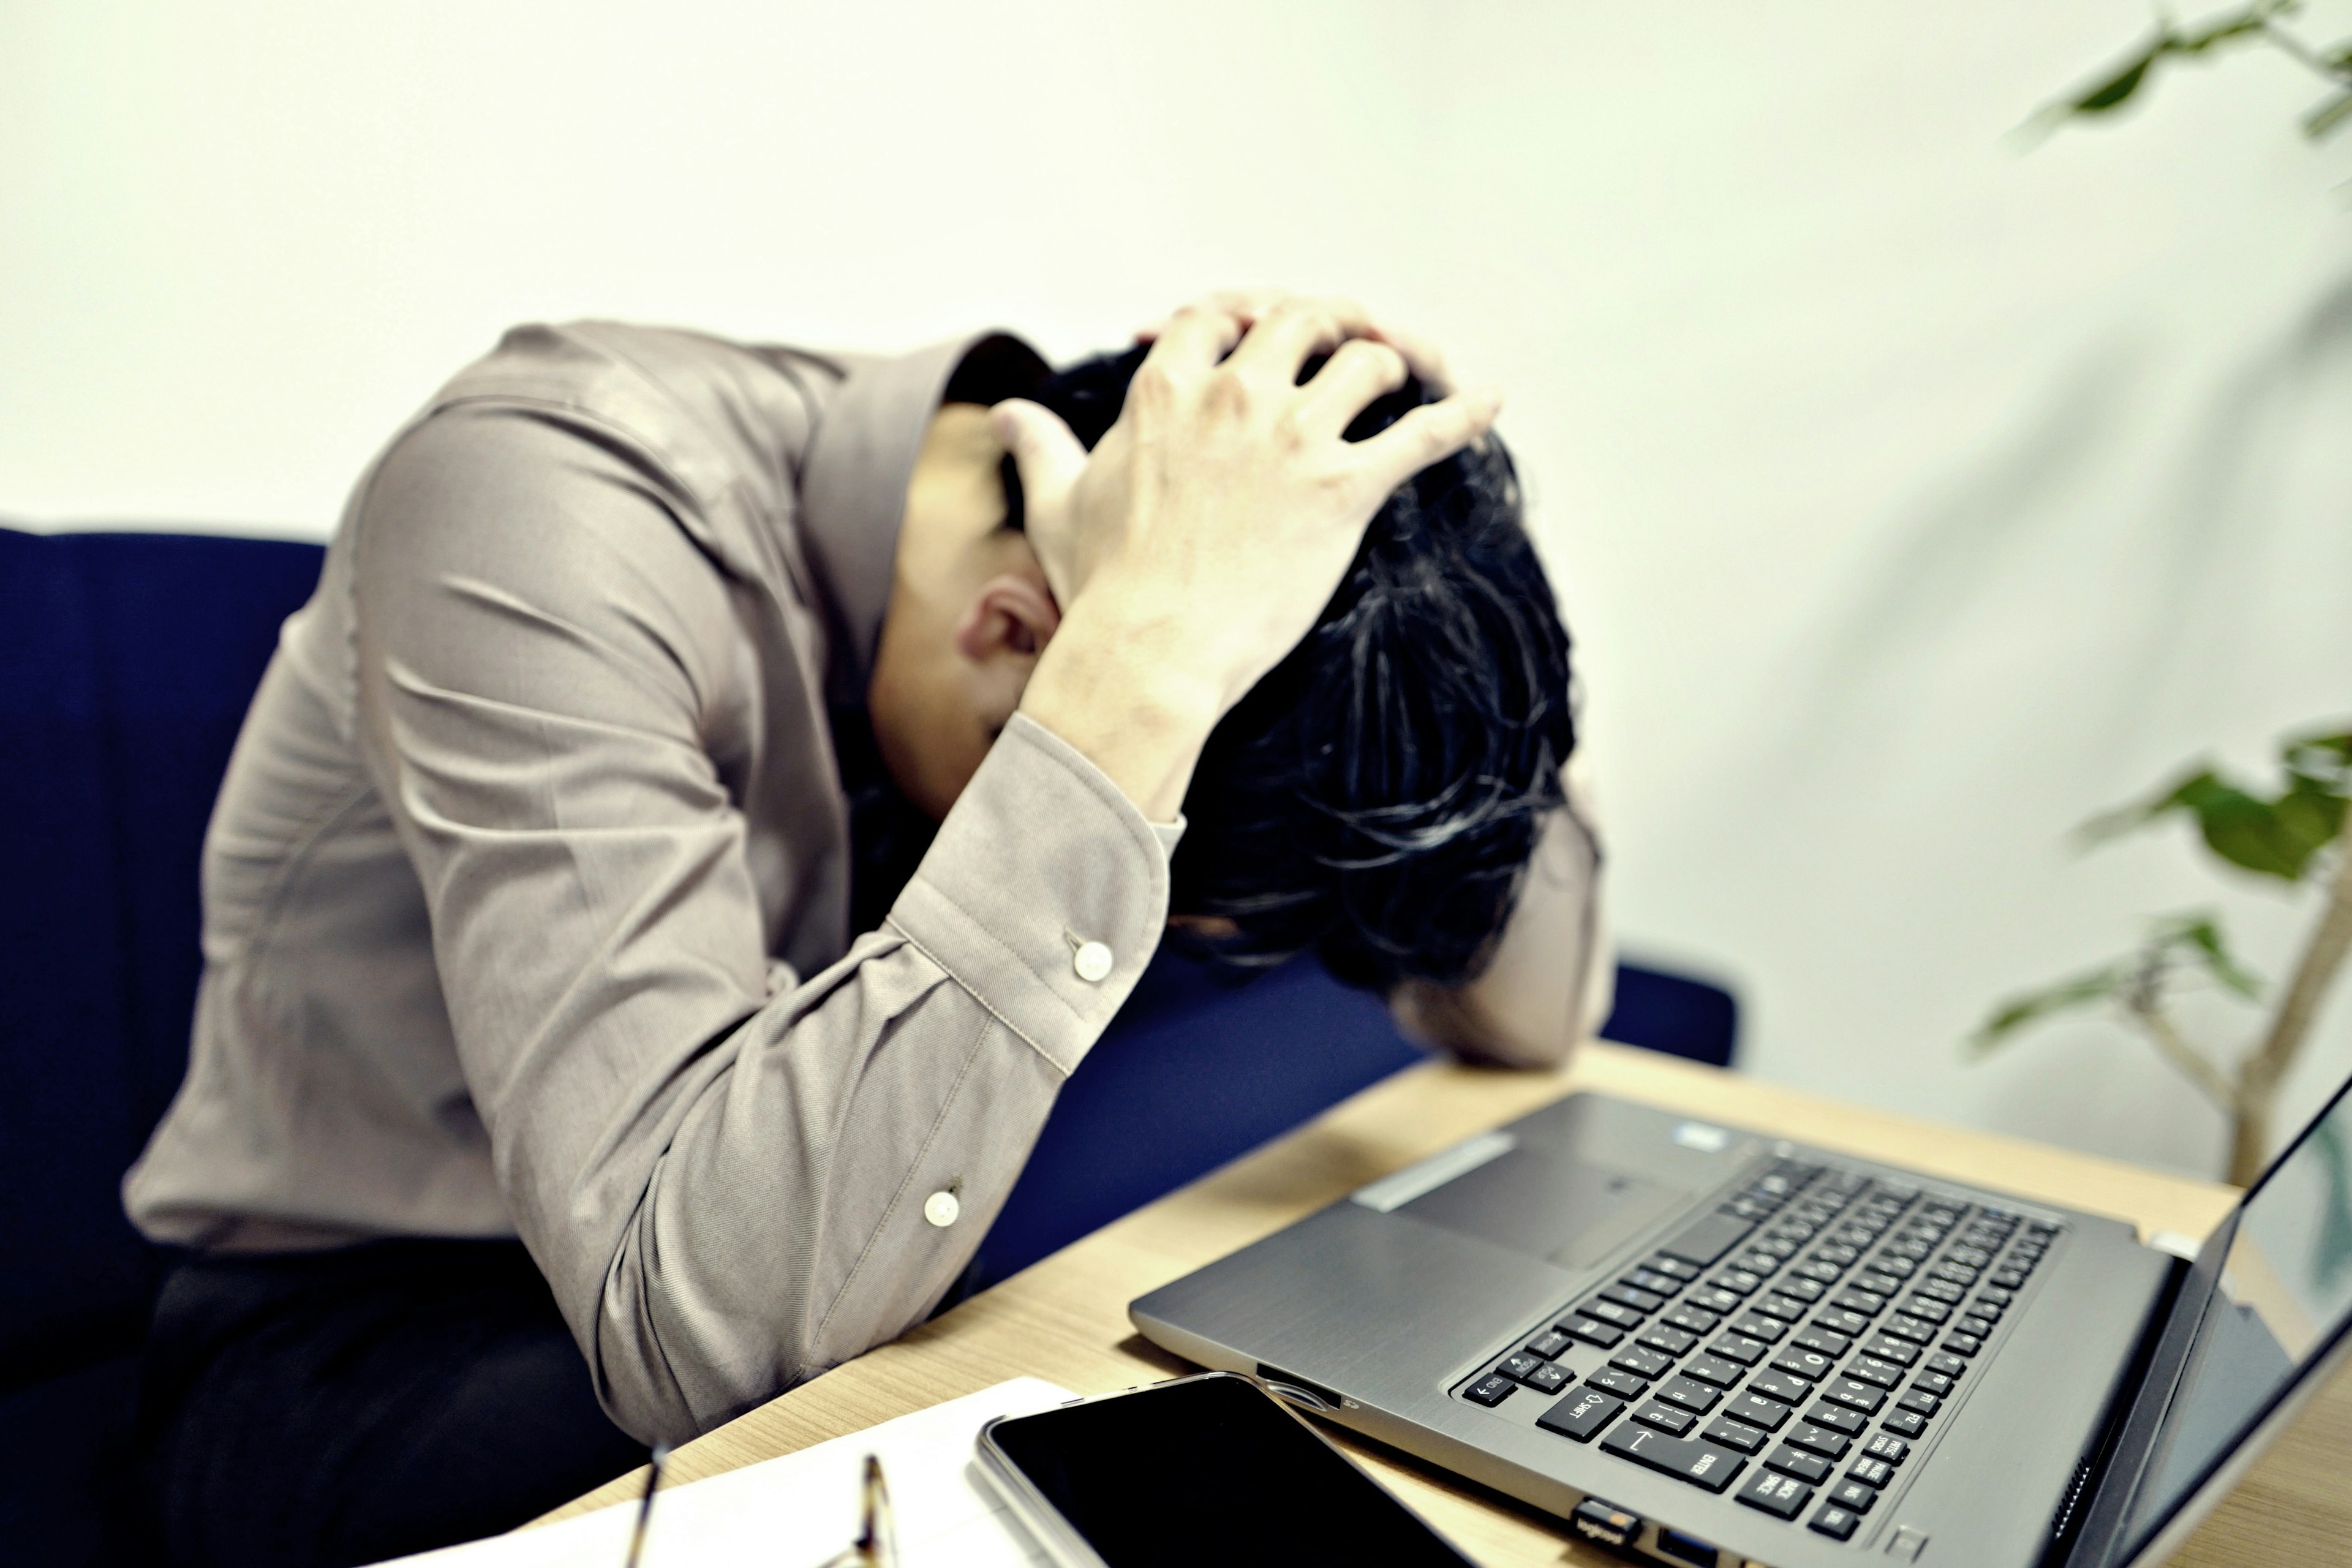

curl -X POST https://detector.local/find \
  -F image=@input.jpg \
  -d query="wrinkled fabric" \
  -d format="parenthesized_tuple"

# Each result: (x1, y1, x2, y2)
(125, 322, 1171, 1442)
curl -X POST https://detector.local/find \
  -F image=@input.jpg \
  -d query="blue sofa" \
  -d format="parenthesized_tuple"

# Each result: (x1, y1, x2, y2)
(0, 525, 1735, 1566)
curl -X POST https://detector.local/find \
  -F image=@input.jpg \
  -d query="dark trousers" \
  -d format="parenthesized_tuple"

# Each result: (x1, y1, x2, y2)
(138, 1238, 648, 1568)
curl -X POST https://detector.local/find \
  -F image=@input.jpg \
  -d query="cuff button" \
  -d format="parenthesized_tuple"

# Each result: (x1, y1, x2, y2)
(1072, 939, 1114, 983)
(922, 1189, 961, 1227)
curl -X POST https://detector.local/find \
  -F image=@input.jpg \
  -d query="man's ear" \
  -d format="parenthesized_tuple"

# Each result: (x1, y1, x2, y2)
(952, 573, 1062, 662)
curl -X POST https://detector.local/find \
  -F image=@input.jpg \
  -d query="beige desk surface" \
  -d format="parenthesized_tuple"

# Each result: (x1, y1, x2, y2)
(542, 1041, 2352, 1564)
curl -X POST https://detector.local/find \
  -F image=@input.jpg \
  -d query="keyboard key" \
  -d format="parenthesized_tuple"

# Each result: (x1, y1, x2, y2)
(1766, 1442, 1831, 1483)
(1564, 1318, 1624, 1349)
(1580, 1300, 1646, 1329)
(1709, 1268, 1765, 1297)
(1525, 1329, 1572, 1360)
(1591, 1368, 1652, 1400)
(1499, 1351, 1544, 1382)
(1792, 1259, 1844, 1285)
(1759, 1293, 1813, 1322)
(1810, 1502, 1862, 1540)
(1970, 1297, 2007, 1322)
(1917, 1278, 1965, 1305)
(1658, 1212, 1757, 1268)
(1822, 1378, 1888, 1415)
(1731, 1313, 1790, 1343)
(1898, 1389, 1942, 1417)
(1537, 1385, 1623, 1442)
(1832, 1287, 1887, 1316)
(1778, 1275, 1828, 1302)
(1735, 1469, 1814, 1520)
(1725, 1196, 1772, 1221)
(1634, 1399, 1697, 1436)
(1524, 1361, 1572, 1395)
(1931, 1262, 1980, 1287)
(1913, 1370, 1956, 1397)
(1883, 1315, 1937, 1345)
(1924, 1352, 1967, 1379)
(1640, 1324, 1700, 1358)
(1703, 1415, 1768, 1454)
(1725, 1390, 1792, 1431)
(1687, 1286, 1744, 1315)
(1864, 1432, 1911, 1466)
(1813, 1242, 1860, 1267)
(1843, 1357, 1902, 1390)
(1814, 1308, 1871, 1338)
(1733, 1250, 1785, 1277)
(1976, 1284, 2016, 1308)
(1945, 1245, 1991, 1268)
(1883, 1408, 1925, 1438)
(1601, 1283, 1667, 1314)
(1600, 1423, 1747, 1493)
(1831, 1478, 1877, 1512)
(1960, 1313, 1999, 1339)
(1794, 1326, 1852, 1358)
(1943, 1332, 1985, 1357)
(1657, 1376, 1725, 1415)
(1664, 1304, 1724, 1336)
(1863, 1335, 1921, 1366)
(1872, 1253, 1918, 1278)
(1854, 1270, 1904, 1297)
(1806, 1401, 1866, 1436)
(1464, 1373, 1515, 1406)
(1682, 1353, 1745, 1389)
(1771, 1347, 1839, 1382)
(1784, 1422, 1852, 1460)
(1624, 1268, 1686, 1297)
(1847, 1456, 1894, 1488)
(1751, 1369, 1814, 1404)
(1902, 1295, 1952, 1324)
(1611, 1344, 1673, 1379)
(1643, 1253, 1702, 1281)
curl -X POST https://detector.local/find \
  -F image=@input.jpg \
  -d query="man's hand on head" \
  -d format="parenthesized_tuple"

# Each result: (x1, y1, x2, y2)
(994, 296, 1501, 821)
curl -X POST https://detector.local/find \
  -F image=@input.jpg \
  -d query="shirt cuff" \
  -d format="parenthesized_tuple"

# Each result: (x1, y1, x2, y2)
(884, 712, 1170, 1076)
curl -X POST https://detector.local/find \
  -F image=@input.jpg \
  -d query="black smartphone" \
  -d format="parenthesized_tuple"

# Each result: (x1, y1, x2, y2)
(974, 1371, 1479, 1568)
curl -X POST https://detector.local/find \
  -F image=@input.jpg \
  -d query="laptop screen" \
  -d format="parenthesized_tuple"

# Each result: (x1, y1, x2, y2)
(2116, 1076, 2352, 1559)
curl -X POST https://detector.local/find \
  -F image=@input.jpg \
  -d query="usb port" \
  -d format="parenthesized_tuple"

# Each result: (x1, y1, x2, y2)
(1656, 1527, 1717, 1567)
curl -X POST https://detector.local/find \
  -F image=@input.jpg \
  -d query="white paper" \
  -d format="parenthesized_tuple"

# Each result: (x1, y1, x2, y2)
(374, 1378, 1075, 1568)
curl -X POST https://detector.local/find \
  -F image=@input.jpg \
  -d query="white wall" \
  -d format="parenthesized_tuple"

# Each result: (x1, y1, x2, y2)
(7, 0, 2349, 1180)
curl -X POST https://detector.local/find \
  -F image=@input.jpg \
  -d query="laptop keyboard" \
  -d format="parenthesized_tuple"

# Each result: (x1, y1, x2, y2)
(1457, 1157, 2064, 1544)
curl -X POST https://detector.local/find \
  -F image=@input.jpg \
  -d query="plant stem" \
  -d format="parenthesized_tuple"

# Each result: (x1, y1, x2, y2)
(2125, 991, 2240, 1113)
(2229, 820, 2352, 1186)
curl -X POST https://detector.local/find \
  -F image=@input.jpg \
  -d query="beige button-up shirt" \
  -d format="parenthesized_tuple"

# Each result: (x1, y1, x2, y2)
(124, 319, 1609, 1446)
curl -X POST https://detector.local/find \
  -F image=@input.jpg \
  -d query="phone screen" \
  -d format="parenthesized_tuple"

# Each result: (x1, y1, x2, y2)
(986, 1374, 1476, 1567)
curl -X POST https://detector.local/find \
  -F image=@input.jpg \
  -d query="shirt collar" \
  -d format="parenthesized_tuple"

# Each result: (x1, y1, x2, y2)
(799, 331, 1045, 706)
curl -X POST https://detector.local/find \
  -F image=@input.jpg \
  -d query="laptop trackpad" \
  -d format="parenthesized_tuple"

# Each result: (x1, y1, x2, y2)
(1398, 1146, 1687, 1268)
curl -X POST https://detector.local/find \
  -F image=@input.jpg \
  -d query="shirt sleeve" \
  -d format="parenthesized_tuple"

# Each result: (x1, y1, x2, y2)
(349, 406, 1169, 1444)
(1390, 755, 1611, 1069)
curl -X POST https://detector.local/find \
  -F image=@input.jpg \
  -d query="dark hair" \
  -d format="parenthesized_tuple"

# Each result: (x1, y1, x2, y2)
(1015, 347, 1578, 992)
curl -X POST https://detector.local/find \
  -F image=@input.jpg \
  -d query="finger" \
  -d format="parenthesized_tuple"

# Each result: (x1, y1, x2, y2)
(1349, 385, 1502, 492)
(1294, 337, 1409, 435)
(1360, 320, 1454, 394)
(1139, 302, 1245, 372)
(1134, 288, 1289, 343)
(990, 399, 1088, 510)
(1225, 296, 1368, 382)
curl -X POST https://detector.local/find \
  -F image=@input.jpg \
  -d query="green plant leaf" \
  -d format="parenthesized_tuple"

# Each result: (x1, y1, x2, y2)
(1969, 964, 2130, 1054)
(2309, 89, 2352, 138)
(2079, 739, 2348, 883)
(2071, 47, 2163, 114)
(2149, 911, 2265, 999)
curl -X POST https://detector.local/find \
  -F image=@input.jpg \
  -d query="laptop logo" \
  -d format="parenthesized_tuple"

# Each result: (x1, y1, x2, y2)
(1673, 1121, 1733, 1153)
(1351, 1131, 1517, 1213)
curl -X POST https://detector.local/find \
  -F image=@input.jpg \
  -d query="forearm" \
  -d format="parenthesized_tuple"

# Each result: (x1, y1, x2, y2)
(556, 717, 1172, 1442)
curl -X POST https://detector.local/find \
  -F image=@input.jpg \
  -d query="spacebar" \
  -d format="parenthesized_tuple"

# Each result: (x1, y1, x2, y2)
(1600, 1423, 1747, 1494)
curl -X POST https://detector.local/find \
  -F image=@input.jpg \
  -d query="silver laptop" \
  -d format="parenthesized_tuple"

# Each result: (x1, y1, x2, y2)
(1131, 1074, 2352, 1567)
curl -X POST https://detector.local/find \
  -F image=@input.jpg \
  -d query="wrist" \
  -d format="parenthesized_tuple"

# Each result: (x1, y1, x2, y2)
(1018, 598, 1223, 820)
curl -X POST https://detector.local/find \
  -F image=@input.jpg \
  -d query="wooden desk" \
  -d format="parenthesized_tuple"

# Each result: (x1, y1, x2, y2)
(542, 1042, 2352, 1564)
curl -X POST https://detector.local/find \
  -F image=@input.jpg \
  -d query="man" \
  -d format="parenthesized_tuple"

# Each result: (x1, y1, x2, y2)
(124, 294, 1606, 1566)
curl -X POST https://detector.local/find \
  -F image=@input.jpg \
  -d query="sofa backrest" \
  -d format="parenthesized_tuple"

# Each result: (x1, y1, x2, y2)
(0, 527, 326, 1380)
